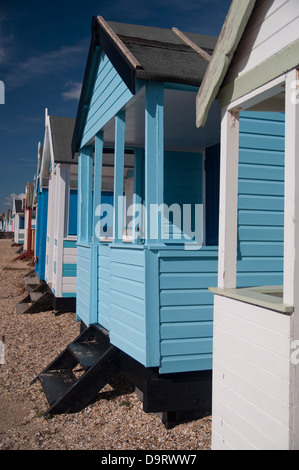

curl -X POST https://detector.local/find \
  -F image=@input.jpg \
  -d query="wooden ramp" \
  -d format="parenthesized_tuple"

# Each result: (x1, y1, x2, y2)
(31, 325, 121, 417)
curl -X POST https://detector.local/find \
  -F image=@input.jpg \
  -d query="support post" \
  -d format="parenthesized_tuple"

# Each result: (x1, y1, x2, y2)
(144, 82, 164, 244)
(284, 68, 299, 451)
(89, 131, 104, 324)
(54, 164, 69, 297)
(133, 148, 144, 243)
(113, 111, 126, 243)
(78, 146, 93, 244)
(217, 108, 239, 289)
(93, 131, 104, 242)
(284, 69, 299, 308)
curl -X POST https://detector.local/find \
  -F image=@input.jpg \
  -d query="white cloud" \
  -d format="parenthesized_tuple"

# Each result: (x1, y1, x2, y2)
(4, 39, 88, 89)
(62, 81, 82, 101)
(3, 193, 25, 206)
(0, 15, 14, 64)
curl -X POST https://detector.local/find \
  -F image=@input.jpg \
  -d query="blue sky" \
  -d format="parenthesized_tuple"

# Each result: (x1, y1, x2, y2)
(0, 0, 231, 213)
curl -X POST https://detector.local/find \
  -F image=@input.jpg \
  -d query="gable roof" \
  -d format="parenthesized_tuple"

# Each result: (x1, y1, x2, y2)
(49, 116, 77, 164)
(72, 16, 218, 154)
(104, 20, 216, 87)
(196, 0, 256, 127)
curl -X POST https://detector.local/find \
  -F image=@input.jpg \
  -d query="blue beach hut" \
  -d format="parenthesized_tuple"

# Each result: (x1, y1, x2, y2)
(34, 16, 285, 426)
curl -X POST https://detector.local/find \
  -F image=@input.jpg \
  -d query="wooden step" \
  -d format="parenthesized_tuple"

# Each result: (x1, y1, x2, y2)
(68, 340, 108, 370)
(39, 370, 77, 406)
(24, 276, 40, 292)
(29, 291, 43, 302)
(16, 303, 31, 315)
(33, 325, 121, 416)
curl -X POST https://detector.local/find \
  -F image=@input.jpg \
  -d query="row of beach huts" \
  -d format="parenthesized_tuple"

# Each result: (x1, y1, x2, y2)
(5, 0, 299, 449)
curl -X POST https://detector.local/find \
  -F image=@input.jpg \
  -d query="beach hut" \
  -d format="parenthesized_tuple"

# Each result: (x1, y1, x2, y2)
(41, 109, 78, 311)
(196, 0, 299, 450)
(34, 15, 289, 426)
(33, 142, 48, 280)
(17, 111, 78, 314)
(34, 17, 221, 424)
(12, 196, 25, 245)
(21, 182, 36, 259)
(1, 210, 14, 234)
(33, 17, 283, 425)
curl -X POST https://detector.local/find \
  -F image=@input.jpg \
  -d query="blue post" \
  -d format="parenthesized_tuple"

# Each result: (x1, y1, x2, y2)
(93, 131, 104, 242)
(90, 131, 104, 324)
(133, 148, 144, 243)
(145, 82, 164, 244)
(78, 146, 93, 244)
(113, 111, 126, 243)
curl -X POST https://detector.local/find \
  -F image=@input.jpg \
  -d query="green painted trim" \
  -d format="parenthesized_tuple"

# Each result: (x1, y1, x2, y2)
(209, 286, 294, 314)
(63, 240, 77, 248)
(218, 38, 299, 107)
(196, 0, 256, 127)
(62, 263, 77, 276)
(62, 293, 76, 298)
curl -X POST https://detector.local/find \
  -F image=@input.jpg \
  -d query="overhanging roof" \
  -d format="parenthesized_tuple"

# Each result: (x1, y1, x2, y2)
(49, 116, 77, 164)
(72, 16, 218, 154)
(196, 0, 256, 128)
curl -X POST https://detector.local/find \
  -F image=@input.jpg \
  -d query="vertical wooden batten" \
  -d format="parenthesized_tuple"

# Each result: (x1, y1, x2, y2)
(93, 131, 104, 242)
(145, 81, 164, 244)
(78, 146, 93, 244)
(217, 108, 239, 289)
(113, 111, 126, 243)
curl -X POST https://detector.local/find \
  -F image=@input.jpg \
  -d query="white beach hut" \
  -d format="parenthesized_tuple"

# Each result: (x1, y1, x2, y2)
(196, 0, 299, 450)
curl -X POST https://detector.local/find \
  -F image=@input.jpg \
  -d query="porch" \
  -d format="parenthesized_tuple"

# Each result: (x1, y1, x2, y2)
(76, 79, 221, 374)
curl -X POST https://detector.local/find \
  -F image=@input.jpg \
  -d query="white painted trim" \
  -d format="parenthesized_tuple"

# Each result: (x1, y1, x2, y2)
(283, 69, 299, 308)
(54, 164, 69, 297)
(202, 148, 206, 246)
(46, 172, 55, 284)
(227, 73, 286, 112)
(218, 108, 239, 289)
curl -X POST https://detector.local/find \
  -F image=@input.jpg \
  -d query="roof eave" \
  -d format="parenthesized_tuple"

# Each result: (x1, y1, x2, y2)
(72, 16, 140, 156)
(195, 0, 256, 128)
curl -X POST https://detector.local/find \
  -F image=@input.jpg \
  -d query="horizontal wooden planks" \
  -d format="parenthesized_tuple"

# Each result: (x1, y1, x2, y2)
(212, 294, 291, 450)
(225, 0, 299, 82)
(237, 111, 284, 288)
(109, 247, 147, 365)
(82, 51, 133, 147)
(76, 245, 91, 326)
(159, 250, 218, 374)
(98, 244, 111, 330)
